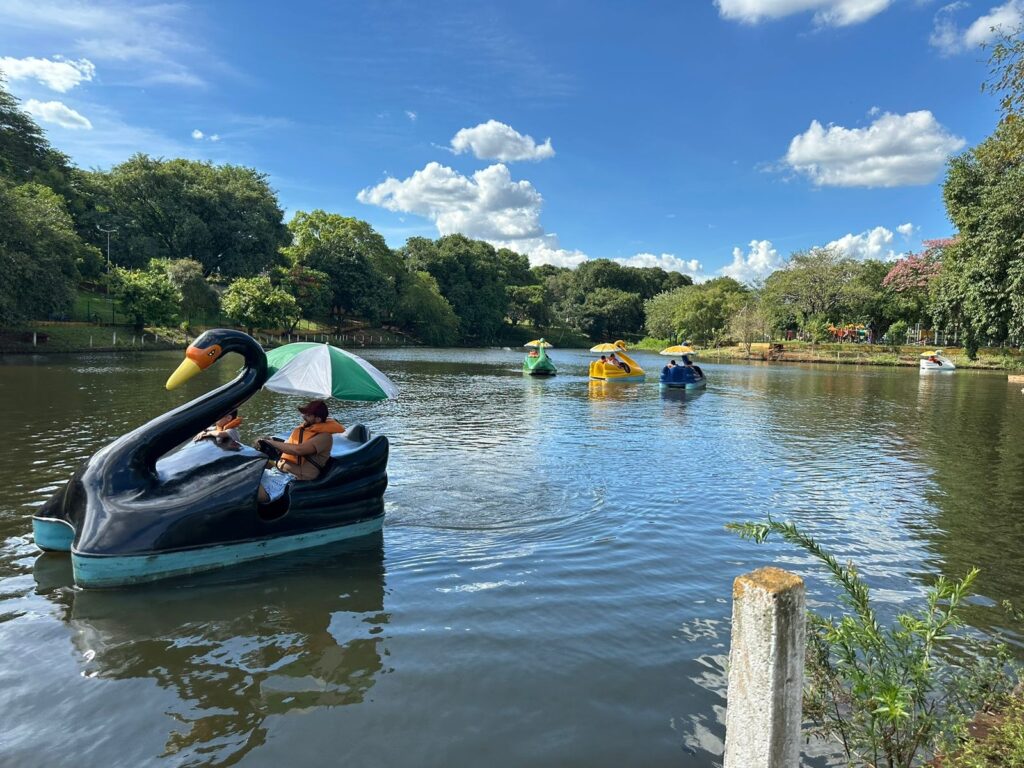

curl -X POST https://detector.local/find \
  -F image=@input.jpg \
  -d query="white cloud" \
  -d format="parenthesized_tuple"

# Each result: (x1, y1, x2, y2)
(23, 99, 91, 129)
(191, 129, 204, 140)
(357, 160, 701, 273)
(715, 0, 892, 26)
(614, 252, 705, 278)
(451, 120, 555, 162)
(358, 162, 545, 243)
(0, 0, 206, 87)
(785, 110, 966, 187)
(930, 1, 1022, 55)
(721, 240, 785, 284)
(0, 55, 94, 92)
(405, 110, 417, 122)
(966, 0, 1024, 45)
(209, 133, 220, 142)
(897, 221, 915, 237)
(825, 225, 907, 260)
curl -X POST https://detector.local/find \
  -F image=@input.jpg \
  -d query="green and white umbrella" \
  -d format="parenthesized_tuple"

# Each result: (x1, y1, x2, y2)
(264, 342, 398, 402)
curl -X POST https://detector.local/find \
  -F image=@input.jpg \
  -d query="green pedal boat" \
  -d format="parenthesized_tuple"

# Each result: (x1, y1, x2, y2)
(522, 339, 557, 376)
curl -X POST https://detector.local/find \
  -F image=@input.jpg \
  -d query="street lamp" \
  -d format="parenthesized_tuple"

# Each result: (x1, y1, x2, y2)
(96, 225, 117, 324)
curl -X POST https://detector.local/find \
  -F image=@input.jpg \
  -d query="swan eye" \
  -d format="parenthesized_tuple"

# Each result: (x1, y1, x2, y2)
(208, 350, 217, 357)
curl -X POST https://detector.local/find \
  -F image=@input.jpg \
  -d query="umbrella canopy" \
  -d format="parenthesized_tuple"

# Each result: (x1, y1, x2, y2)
(589, 340, 628, 354)
(920, 350, 946, 358)
(660, 344, 697, 356)
(264, 343, 398, 402)
(523, 339, 554, 348)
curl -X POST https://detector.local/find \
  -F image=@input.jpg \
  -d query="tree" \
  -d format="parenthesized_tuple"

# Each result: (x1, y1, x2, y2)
(644, 279, 746, 345)
(0, 180, 95, 326)
(278, 264, 332, 330)
(729, 298, 768, 355)
(157, 258, 219, 323)
(569, 287, 644, 340)
(283, 211, 393, 325)
(402, 234, 508, 343)
(88, 155, 289, 276)
(761, 248, 859, 327)
(112, 267, 181, 331)
(221, 276, 298, 334)
(506, 284, 551, 327)
(882, 241, 946, 328)
(394, 271, 459, 345)
(982, 28, 1024, 160)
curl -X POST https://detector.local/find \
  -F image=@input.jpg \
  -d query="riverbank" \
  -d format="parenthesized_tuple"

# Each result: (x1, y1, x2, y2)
(635, 338, 1024, 371)
(0, 323, 420, 354)
(0, 321, 591, 355)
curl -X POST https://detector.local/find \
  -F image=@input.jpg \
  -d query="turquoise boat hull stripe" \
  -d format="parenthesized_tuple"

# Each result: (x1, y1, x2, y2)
(71, 516, 384, 588)
(32, 517, 75, 552)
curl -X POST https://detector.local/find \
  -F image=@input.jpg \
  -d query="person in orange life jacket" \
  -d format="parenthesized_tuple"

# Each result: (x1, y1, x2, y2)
(194, 410, 242, 450)
(257, 400, 345, 502)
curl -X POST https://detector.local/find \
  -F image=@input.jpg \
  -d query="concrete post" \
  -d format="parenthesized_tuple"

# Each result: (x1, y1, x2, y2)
(724, 567, 806, 768)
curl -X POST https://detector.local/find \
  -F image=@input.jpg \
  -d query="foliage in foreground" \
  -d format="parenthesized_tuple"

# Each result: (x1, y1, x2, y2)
(943, 692, 1024, 767)
(727, 518, 1019, 768)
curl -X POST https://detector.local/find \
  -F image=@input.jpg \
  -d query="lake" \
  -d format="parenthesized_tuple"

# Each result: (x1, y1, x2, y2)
(1, 347, 1022, 767)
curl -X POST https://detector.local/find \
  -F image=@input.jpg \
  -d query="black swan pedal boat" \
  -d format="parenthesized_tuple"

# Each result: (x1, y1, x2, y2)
(31, 329, 390, 588)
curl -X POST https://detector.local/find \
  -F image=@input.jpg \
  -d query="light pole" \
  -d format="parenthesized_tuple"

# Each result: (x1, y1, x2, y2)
(96, 225, 117, 324)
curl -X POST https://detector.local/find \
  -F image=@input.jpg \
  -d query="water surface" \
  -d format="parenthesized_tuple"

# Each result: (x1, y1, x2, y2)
(1, 348, 1022, 767)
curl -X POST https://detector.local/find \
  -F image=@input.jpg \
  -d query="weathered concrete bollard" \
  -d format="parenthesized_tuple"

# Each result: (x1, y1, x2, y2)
(724, 567, 806, 768)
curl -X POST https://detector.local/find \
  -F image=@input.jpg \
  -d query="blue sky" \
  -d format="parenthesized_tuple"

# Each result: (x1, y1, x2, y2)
(0, 0, 1019, 282)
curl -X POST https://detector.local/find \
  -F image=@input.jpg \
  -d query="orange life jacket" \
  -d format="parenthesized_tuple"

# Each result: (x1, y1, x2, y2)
(280, 419, 345, 465)
(216, 417, 242, 432)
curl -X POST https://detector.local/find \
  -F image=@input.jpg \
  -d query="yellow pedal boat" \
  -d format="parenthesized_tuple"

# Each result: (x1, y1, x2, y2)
(588, 340, 645, 382)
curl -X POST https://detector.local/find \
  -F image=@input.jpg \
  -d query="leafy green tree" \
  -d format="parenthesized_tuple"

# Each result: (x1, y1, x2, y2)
(283, 211, 393, 325)
(644, 278, 746, 345)
(497, 248, 534, 286)
(112, 267, 181, 331)
(88, 155, 289, 276)
(402, 234, 508, 343)
(568, 287, 643, 340)
(934, 125, 1024, 355)
(278, 264, 332, 330)
(221, 276, 298, 334)
(506, 284, 551, 327)
(0, 180, 95, 326)
(156, 258, 219, 323)
(982, 29, 1024, 160)
(728, 297, 769, 354)
(761, 248, 859, 328)
(394, 271, 459, 345)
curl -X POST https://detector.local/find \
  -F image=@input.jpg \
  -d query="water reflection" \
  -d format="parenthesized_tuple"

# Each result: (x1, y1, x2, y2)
(36, 535, 388, 767)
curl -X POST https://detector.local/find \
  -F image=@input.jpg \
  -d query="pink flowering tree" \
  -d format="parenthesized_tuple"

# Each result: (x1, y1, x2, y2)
(881, 239, 952, 327)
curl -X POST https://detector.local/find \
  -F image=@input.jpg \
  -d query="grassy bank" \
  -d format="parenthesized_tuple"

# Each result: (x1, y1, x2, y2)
(494, 324, 591, 349)
(0, 323, 420, 355)
(698, 341, 1024, 371)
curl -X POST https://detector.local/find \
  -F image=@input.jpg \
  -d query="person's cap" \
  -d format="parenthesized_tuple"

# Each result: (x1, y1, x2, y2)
(298, 399, 329, 420)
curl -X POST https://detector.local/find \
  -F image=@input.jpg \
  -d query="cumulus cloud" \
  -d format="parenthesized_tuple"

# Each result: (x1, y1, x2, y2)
(0, 55, 94, 92)
(0, 0, 206, 87)
(931, 1, 1023, 55)
(825, 225, 907, 260)
(719, 240, 785, 285)
(450, 120, 555, 162)
(785, 110, 966, 187)
(614, 252, 705, 278)
(23, 99, 91, 129)
(358, 161, 701, 272)
(405, 110, 417, 122)
(897, 222, 915, 237)
(191, 129, 204, 140)
(715, 0, 892, 26)
(358, 162, 545, 243)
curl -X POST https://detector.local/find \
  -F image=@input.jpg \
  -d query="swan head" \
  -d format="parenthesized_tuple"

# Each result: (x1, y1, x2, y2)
(166, 329, 259, 390)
